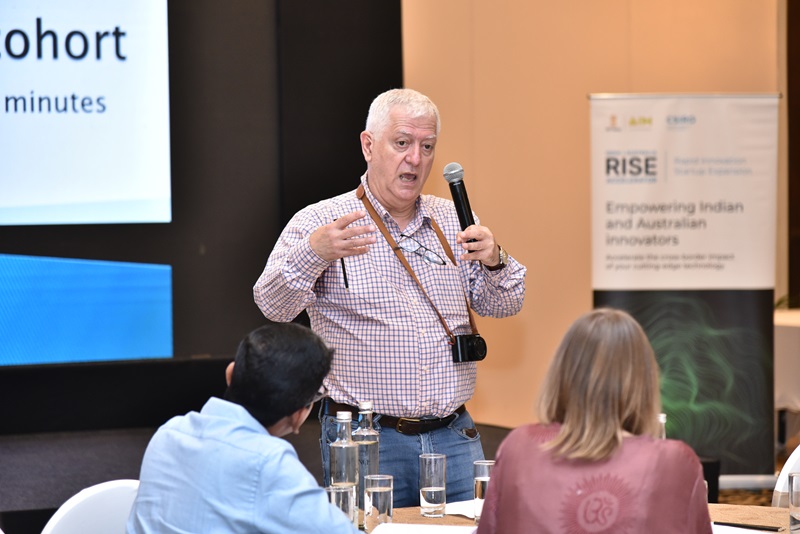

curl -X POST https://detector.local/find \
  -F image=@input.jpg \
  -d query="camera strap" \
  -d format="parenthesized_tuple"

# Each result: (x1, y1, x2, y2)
(356, 184, 480, 344)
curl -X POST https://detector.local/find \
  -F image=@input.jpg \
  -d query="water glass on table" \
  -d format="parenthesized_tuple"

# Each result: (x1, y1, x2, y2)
(791, 472, 800, 531)
(325, 484, 358, 527)
(419, 453, 446, 517)
(364, 474, 393, 532)
(473, 459, 495, 524)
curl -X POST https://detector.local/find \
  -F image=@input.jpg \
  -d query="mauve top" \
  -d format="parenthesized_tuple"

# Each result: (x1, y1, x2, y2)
(476, 423, 712, 534)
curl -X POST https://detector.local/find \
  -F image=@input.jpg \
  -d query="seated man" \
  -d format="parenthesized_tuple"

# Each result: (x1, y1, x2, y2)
(127, 322, 359, 533)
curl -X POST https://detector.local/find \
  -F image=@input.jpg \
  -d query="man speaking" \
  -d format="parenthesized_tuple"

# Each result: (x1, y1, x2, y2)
(254, 88, 526, 506)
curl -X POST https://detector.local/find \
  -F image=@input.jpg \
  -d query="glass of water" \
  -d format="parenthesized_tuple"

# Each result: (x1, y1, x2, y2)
(473, 460, 495, 524)
(419, 453, 446, 517)
(325, 484, 358, 528)
(364, 474, 393, 532)
(790, 472, 800, 531)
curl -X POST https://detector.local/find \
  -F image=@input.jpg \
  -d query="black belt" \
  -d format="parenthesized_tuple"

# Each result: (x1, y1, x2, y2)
(322, 398, 466, 436)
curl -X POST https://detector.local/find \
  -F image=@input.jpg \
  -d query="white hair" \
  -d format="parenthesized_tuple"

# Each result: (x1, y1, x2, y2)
(365, 88, 441, 137)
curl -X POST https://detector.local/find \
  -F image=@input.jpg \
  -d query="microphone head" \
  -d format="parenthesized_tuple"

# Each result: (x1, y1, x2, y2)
(443, 162, 464, 184)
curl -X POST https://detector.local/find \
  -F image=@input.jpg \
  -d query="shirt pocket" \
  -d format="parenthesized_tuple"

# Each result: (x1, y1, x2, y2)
(316, 251, 403, 313)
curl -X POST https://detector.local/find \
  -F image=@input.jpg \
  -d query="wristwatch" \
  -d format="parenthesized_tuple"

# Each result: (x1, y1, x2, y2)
(486, 245, 508, 271)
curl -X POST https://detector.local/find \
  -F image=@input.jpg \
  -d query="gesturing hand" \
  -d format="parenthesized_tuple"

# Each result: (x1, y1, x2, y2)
(309, 210, 377, 262)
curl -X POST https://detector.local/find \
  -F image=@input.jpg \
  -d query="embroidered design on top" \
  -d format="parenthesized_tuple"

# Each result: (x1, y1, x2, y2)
(559, 473, 636, 533)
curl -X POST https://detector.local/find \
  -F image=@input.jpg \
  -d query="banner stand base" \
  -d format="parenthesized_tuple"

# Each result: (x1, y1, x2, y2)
(719, 474, 777, 490)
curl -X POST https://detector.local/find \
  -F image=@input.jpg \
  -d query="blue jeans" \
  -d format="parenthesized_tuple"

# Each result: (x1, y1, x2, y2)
(319, 407, 485, 507)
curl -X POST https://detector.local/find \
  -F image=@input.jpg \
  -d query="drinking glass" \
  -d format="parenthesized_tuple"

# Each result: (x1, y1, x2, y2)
(419, 453, 446, 517)
(325, 484, 358, 527)
(790, 472, 800, 532)
(473, 459, 495, 524)
(364, 474, 393, 532)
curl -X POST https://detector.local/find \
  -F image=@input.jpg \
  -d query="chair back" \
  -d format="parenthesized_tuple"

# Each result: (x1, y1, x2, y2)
(41, 479, 140, 534)
(773, 445, 800, 507)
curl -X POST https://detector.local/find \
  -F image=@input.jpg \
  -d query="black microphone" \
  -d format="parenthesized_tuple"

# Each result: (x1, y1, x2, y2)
(443, 162, 476, 235)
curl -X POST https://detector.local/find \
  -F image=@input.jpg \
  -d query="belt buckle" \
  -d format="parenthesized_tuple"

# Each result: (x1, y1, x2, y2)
(396, 417, 422, 435)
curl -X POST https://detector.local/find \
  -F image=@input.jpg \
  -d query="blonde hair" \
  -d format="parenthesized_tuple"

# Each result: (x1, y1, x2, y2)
(537, 308, 661, 461)
(365, 88, 441, 138)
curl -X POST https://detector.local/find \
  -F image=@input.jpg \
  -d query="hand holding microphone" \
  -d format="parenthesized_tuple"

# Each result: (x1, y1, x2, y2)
(443, 162, 505, 269)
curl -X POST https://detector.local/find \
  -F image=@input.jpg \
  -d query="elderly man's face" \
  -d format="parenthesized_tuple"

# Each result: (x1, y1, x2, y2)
(361, 107, 437, 217)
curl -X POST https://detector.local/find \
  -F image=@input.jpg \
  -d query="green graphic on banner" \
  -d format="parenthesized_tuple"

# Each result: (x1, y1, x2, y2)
(595, 290, 773, 475)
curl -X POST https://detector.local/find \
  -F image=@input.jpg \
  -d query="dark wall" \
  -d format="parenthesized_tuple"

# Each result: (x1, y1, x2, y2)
(277, 2, 404, 222)
(167, 0, 283, 356)
(789, 0, 800, 307)
(0, 0, 402, 434)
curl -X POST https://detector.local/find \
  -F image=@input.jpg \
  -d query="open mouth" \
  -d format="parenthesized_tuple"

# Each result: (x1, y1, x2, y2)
(399, 173, 417, 182)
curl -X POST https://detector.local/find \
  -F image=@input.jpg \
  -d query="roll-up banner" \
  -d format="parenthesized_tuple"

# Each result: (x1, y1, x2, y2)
(590, 94, 778, 475)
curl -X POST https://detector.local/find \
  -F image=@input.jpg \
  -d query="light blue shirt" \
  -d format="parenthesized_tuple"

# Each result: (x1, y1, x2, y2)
(127, 397, 358, 533)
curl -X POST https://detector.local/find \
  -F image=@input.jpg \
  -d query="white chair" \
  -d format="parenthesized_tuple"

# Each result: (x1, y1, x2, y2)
(773, 445, 800, 507)
(41, 479, 140, 534)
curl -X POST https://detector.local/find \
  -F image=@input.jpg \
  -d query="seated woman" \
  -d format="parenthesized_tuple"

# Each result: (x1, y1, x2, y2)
(477, 308, 711, 534)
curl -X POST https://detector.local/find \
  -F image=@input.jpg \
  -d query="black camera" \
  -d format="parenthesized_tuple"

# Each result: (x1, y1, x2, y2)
(452, 334, 488, 363)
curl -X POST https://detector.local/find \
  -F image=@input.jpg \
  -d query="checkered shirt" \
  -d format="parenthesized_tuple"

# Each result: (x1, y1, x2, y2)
(254, 175, 526, 418)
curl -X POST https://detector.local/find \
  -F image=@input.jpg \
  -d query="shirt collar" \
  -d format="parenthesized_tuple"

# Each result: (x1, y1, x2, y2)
(202, 397, 268, 434)
(359, 173, 431, 231)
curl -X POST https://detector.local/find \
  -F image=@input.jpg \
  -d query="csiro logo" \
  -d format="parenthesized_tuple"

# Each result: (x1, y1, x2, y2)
(666, 114, 696, 128)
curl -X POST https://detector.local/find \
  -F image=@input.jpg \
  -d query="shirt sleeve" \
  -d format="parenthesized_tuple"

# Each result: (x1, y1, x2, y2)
(659, 440, 713, 534)
(686, 456, 714, 534)
(475, 434, 509, 534)
(253, 205, 333, 322)
(469, 254, 526, 317)
(255, 446, 359, 534)
(460, 213, 527, 318)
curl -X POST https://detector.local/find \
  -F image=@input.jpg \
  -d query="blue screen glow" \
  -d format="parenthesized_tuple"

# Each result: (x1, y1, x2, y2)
(0, 254, 172, 365)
